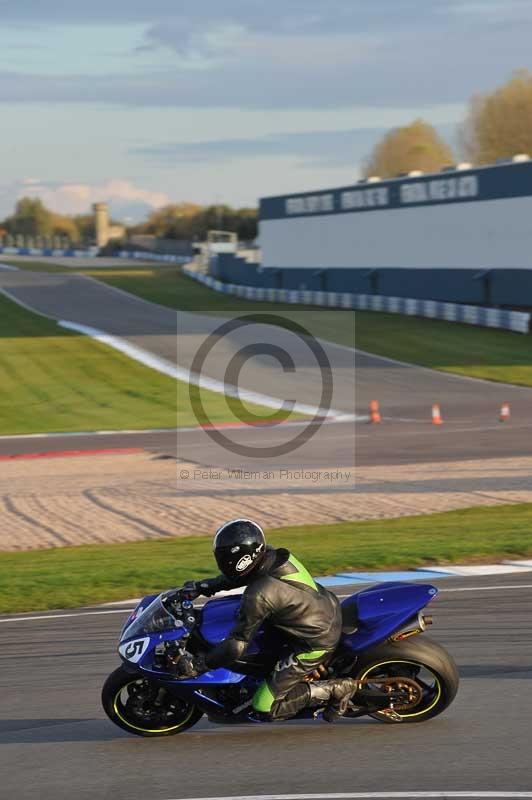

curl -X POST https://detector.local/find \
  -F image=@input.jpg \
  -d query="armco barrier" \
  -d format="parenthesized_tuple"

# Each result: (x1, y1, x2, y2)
(182, 267, 531, 334)
(0, 246, 97, 258)
(0, 246, 189, 263)
(118, 250, 188, 264)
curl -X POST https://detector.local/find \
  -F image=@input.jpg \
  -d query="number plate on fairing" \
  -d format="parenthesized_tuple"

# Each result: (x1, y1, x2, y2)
(119, 637, 150, 663)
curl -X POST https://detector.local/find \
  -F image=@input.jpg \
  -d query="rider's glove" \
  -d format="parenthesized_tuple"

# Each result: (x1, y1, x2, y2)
(183, 579, 219, 598)
(174, 651, 207, 680)
(182, 581, 201, 600)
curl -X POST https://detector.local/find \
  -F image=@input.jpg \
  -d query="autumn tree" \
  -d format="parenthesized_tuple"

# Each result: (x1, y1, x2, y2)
(4, 197, 54, 237)
(362, 119, 454, 178)
(139, 203, 203, 238)
(50, 213, 80, 242)
(134, 203, 258, 241)
(73, 214, 96, 243)
(2, 198, 82, 241)
(461, 70, 532, 164)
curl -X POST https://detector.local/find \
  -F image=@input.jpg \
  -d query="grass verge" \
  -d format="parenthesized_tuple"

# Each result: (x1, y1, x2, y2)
(0, 260, 76, 273)
(0, 259, 158, 273)
(0, 292, 295, 435)
(2, 503, 532, 613)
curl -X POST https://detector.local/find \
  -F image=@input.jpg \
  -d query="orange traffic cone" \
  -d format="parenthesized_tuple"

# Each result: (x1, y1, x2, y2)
(432, 403, 443, 425)
(369, 400, 382, 424)
(500, 402, 510, 422)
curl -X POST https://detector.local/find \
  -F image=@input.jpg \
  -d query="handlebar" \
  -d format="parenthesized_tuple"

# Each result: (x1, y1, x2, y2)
(161, 588, 198, 631)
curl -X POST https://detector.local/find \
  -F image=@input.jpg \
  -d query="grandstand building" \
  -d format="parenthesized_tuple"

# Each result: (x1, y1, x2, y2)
(212, 158, 532, 307)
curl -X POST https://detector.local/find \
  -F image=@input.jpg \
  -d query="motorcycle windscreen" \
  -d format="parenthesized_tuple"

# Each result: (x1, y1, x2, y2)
(200, 596, 242, 644)
(120, 595, 181, 641)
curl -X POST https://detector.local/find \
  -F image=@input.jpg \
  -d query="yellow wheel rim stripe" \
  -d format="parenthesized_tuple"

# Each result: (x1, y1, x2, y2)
(358, 659, 442, 719)
(113, 681, 195, 734)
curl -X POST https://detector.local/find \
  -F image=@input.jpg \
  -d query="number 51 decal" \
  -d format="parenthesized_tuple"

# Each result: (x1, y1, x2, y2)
(118, 637, 150, 663)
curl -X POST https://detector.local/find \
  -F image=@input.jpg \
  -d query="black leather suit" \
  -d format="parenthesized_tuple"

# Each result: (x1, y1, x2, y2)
(197, 547, 343, 720)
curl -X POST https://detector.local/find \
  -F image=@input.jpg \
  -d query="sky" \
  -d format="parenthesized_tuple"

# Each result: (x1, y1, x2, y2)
(0, 0, 531, 222)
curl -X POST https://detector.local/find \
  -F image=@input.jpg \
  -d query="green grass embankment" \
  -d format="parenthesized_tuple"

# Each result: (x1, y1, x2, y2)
(0, 292, 295, 435)
(2, 504, 532, 613)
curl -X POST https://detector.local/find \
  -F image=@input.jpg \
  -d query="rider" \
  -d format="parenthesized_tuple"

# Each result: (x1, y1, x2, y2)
(177, 518, 358, 722)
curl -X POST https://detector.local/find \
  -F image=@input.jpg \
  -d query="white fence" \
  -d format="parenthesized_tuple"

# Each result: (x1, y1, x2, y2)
(0, 246, 98, 258)
(118, 250, 189, 264)
(182, 267, 531, 335)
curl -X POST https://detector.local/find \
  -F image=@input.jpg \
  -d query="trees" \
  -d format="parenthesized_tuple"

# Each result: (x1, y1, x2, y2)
(0, 197, 259, 246)
(50, 213, 80, 243)
(361, 72, 532, 178)
(363, 119, 454, 178)
(2, 198, 81, 241)
(138, 203, 203, 238)
(461, 70, 532, 165)
(134, 203, 257, 241)
(73, 214, 96, 243)
(4, 197, 54, 238)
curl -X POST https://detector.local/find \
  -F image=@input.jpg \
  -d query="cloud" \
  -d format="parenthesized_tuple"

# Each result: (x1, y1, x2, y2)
(0, 12, 530, 113)
(138, 20, 247, 70)
(133, 122, 456, 174)
(3, 1, 531, 43)
(0, 179, 170, 221)
(445, 0, 532, 19)
(0, 2, 432, 33)
(133, 127, 391, 169)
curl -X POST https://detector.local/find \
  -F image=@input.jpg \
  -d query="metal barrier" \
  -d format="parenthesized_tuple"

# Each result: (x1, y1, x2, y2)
(182, 267, 531, 335)
(118, 250, 188, 264)
(0, 246, 98, 258)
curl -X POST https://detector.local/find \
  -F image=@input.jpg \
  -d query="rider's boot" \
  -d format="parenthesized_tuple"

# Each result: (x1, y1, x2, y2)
(308, 678, 359, 723)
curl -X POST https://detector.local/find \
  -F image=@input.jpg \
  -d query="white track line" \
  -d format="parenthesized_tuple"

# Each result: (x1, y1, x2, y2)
(0, 427, 178, 441)
(337, 584, 532, 597)
(0, 287, 355, 421)
(0, 417, 356, 443)
(58, 320, 355, 421)
(436, 583, 532, 593)
(0, 608, 133, 623)
(164, 793, 532, 800)
(0, 286, 58, 319)
(2, 583, 532, 624)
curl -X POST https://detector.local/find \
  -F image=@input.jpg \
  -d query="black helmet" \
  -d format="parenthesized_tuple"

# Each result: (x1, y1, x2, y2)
(213, 519, 266, 580)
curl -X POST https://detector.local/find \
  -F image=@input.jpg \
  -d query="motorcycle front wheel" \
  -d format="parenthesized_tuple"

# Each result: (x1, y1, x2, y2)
(102, 666, 203, 737)
(351, 636, 459, 724)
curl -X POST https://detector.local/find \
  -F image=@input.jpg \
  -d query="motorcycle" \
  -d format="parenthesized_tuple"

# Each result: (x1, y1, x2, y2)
(102, 581, 459, 736)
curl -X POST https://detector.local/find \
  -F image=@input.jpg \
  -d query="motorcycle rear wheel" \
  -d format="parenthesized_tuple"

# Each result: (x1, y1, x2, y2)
(102, 666, 203, 737)
(350, 636, 459, 724)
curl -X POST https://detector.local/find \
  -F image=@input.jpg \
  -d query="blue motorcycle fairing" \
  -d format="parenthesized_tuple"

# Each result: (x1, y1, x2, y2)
(117, 581, 439, 686)
(119, 626, 247, 684)
(341, 582, 438, 652)
(201, 595, 260, 654)
(163, 666, 246, 686)
(200, 596, 241, 644)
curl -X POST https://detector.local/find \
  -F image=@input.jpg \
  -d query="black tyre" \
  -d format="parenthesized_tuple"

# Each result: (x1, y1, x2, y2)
(352, 636, 459, 724)
(102, 666, 203, 737)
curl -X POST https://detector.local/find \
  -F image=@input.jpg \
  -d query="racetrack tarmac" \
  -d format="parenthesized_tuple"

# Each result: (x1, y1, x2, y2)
(3, 417, 532, 468)
(1, 269, 532, 469)
(1, 268, 532, 422)
(0, 574, 530, 800)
